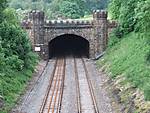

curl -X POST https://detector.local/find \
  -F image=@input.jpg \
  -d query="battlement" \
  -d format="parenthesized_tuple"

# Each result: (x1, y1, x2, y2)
(27, 10, 108, 22)
(93, 10, 108, 19)
(21, 10, 117, 30)
(21, 19, 93, 29)
(45, 20, 93, 26)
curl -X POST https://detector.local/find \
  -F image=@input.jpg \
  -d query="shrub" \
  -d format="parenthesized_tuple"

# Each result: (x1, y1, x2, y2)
(5, 55, 24, 70)
(108, 0, 122, 19)
(0, 21, 34, 68)
(134, 0, 150, 32)
(108, 0, 148, 37)
(0, 5, 38, 113)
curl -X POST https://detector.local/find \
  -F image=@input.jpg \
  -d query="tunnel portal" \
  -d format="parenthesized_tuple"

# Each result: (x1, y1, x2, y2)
(49, 34, 89, 58)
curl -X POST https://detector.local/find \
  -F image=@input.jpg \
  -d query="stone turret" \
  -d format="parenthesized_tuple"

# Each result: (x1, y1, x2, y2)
(93, 10, 108, 56)
(93, 10, 108, 19)
(29, 10, 45, 59)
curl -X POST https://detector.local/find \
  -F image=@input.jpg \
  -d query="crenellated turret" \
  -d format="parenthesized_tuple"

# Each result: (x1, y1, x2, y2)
(92, 10, 108, 55)
(93, 10, 108, 20)
(29, 10, 44, 22)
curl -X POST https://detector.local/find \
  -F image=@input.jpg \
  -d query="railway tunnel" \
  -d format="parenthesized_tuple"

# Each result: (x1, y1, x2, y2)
(48, 34, 89, 59)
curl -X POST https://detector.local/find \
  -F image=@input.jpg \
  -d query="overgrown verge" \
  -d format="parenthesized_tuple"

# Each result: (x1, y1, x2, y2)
(0, 1, 38, 113)
(97, 32, 150, 112)
(97, 0, 150, 112)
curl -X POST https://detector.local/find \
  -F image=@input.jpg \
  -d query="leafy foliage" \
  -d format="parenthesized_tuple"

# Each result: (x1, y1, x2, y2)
(99, 32, 150, 101)
(9, 0, 109, 19)
(103, 0, 150, 101)
(108, 0, 150, 37)
(134, 0, 150, 32)
(47, 0, 85, 19)
(59, 1, 83, 19)
(108, 0, 122, 19)
(0, 0, 7, 22)
(0, 1, 38, 112)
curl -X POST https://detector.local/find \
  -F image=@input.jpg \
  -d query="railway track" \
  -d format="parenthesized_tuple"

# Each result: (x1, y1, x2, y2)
(74, 58, 82, 113)
(81, 58, 99, 113)
(38, 57, 98, 113)
(39, 58, 66, 113)
(74, 57, 99, 113)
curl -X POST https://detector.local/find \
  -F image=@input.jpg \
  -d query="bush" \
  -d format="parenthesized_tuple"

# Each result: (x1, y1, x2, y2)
(0, 21, 34, 68)
(108, 31, 121, 48)
(0, 4, 38, 112)
(0, 0, 7, 23)
(134, 0, 150, 32)
(108, 0, 122, 19)
(5, 55, 24, 70)
(108, 0, 149, 37)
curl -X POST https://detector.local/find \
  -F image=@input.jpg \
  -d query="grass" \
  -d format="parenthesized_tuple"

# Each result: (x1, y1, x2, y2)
(97, 32, 150, 100)
(0, 68, 35, 113)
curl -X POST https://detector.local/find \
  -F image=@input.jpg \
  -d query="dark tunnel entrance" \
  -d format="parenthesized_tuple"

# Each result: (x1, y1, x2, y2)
(48, 34, 89, 59)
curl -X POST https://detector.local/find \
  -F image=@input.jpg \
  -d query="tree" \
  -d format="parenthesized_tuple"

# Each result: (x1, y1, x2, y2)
(8, 0, 109, 19)
(59, 1, 84, 19)
(0, 2, 37, 71)
(85, 0, 109, 13)
(67, 0, 85, 16)
(0, 0, 7, 22)
(108, 0, 122, 19)
(108, 0, 145, 37)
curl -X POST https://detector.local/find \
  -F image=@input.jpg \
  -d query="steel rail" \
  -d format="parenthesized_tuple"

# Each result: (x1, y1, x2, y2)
(47, 62, 61, 113)
(50, 58, 65, 113)
(81, 58, 99, 113)
(56, 58, 66, 113)
(74, 57, 82, 113)
(39, 59, 58, 113)
(39, 58, 65, 113)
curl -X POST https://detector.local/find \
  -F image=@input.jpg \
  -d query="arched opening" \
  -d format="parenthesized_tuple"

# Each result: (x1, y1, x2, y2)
(48, 34, 89, 58)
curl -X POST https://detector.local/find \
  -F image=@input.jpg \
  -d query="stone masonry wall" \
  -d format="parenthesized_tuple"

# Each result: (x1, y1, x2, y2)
(22, 10, 117, 60)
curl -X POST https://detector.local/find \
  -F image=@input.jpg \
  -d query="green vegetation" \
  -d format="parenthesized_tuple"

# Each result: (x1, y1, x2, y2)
(99, 32, 150, 100)
(0, 1, 38, 112)
(98, 0, 150, 101)
(79, 15, 93, 20)
(49, 0, 85, 19)
(9, 0, 109, 19)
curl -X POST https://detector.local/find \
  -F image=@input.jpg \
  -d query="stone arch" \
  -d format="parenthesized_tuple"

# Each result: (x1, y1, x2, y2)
(47, 28, 91, 43)
(22, 10, 112, 60)
(48, 34, 90, 59)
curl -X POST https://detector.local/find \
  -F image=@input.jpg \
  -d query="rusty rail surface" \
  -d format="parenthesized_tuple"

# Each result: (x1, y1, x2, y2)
(39, 57, 98, 113)
(39, 58, 65, 113)
(74, 58, 82, 113)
